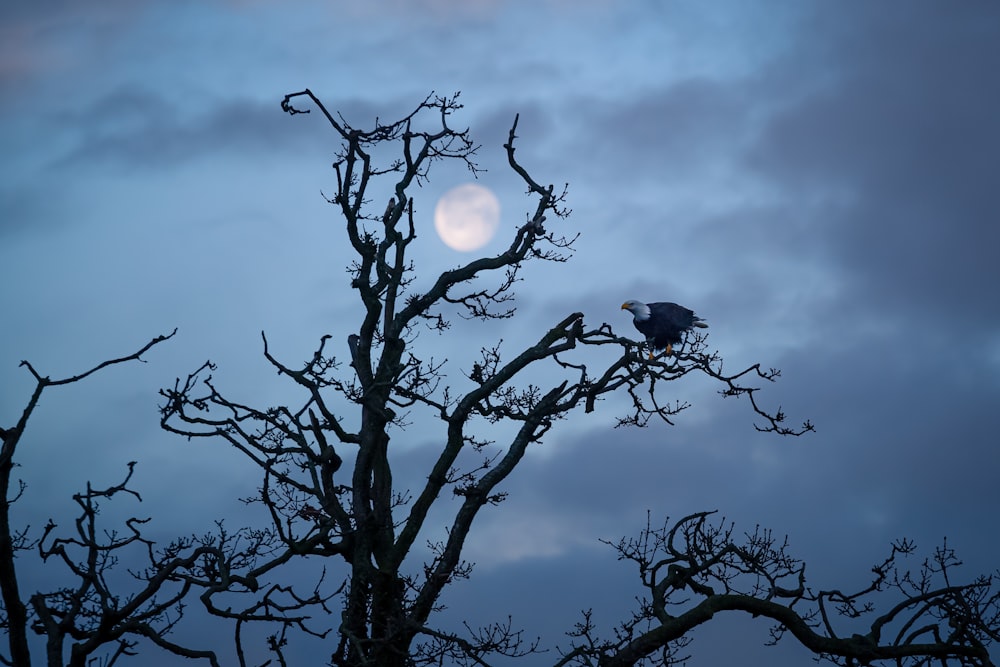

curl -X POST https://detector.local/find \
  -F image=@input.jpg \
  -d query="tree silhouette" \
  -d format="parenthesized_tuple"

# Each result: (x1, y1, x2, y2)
(0, 333, 208, 667)
(158, 89, 816, 665)
(3, 91, 996, 667)
(562, 512, 999, 667)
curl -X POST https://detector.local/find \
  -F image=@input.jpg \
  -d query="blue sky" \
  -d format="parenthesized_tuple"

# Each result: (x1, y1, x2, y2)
(2, 2, 999, 665)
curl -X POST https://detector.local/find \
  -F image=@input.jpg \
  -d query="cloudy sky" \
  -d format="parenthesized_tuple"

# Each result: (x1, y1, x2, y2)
(2, 2, 999, 665)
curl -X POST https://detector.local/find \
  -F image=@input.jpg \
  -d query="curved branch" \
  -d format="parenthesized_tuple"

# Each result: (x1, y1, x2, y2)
(580, 513, 997, 667)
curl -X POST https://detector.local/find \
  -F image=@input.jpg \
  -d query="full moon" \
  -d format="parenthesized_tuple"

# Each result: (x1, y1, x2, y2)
(434, 183, 501, 252)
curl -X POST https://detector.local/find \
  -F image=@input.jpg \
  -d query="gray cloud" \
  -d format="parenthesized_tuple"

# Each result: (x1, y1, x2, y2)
(746, 4, 1000, 328)
(46, 85, 325, 169)
(3, 2, 999, 665)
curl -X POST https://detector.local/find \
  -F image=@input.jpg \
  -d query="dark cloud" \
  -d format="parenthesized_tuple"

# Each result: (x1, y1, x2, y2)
(746, 4, 1000, 328)
(0, 184, 69, 238)
(582, 77, 748, 176)
(46, 85, 328, 169)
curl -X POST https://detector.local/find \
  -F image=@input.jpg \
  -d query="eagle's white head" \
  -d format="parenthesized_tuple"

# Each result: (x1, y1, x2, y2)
(621, 299, 650, 321)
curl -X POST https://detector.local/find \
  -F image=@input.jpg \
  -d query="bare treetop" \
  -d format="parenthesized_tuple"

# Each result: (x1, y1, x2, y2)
(162, 91, 818, 666)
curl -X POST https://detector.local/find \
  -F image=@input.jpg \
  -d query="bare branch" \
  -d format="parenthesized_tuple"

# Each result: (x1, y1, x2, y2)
(567, 513, 998, 667)
(1, 332, 175, 667)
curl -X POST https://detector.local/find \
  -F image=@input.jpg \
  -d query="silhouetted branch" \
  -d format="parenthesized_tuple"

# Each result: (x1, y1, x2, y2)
(0, 332, 175, 667)
(561, 513, 998, 667)
(30, 463, 226, 667)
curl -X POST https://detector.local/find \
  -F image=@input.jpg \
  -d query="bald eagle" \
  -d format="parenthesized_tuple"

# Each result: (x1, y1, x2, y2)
(621, 299, 708, 357)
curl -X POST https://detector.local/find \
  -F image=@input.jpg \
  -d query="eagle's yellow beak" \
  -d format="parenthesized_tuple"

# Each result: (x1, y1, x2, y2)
(620, 303, 629, 310)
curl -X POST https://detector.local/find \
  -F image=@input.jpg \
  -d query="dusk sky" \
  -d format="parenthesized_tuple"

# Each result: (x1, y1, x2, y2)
(2, 2, 999, 665)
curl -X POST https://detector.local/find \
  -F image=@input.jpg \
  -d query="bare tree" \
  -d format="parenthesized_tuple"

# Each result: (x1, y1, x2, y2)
(155, 90, 813, 665)
(0, 333, 219, 667)
(0, 335, 333, 667)
(4, 91, 996, 667)
(561, 512, 999, 667)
